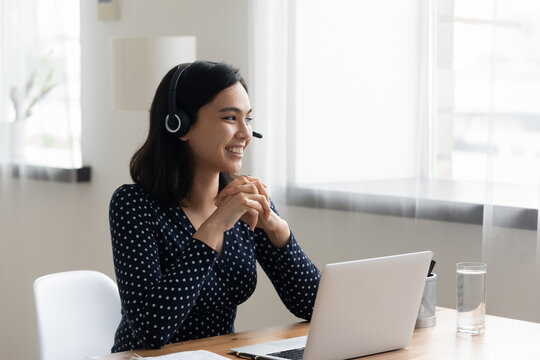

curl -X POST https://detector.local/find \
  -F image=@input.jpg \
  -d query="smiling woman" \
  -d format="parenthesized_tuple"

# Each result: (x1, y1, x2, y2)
(108, 60, 321, 352)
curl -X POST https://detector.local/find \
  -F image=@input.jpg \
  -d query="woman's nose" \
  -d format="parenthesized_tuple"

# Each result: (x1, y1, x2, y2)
(236, 120, 252, 140)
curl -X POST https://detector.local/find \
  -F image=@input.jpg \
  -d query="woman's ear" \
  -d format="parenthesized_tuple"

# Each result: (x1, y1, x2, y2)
(179, 121, 194, 141)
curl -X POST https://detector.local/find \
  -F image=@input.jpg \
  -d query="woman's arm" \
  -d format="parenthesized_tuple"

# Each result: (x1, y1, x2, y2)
(110, 185, 218, 348)
(254, 203, 322, 320)
(214, 179, 321, 320)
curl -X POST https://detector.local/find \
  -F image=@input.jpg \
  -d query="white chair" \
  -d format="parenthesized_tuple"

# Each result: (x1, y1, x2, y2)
(33, 270, 122, 360)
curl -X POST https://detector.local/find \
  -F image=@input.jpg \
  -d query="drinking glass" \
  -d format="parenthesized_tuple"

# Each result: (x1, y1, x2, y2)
(456, 262, 487, 335)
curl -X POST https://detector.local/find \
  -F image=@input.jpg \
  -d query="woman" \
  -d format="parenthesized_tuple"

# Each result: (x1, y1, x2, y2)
(109, 61, 320, 352)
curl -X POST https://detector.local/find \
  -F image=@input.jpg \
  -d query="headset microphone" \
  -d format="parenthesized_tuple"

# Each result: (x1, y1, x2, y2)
(252, 131, 263, 139)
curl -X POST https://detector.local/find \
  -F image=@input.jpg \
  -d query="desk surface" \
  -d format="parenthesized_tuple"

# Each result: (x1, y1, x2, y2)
(94, 308, 540, 359)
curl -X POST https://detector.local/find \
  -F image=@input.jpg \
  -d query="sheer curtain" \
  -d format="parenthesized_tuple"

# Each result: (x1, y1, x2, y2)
(469, 0, 540, 320)
(249, 0, 540, 322)
(0, 0, 81, 178)
(248, 0, 291, 200)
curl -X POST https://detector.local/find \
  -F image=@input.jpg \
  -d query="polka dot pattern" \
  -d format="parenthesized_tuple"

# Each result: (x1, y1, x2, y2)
(109, 184, 321, 352)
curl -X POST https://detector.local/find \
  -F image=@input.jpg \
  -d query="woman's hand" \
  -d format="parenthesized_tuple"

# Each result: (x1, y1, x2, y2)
(215, 176, 291, 247)
(215, 176, 269, 208)
(194, 190, 270, 253)
(215, 176, 268, 228)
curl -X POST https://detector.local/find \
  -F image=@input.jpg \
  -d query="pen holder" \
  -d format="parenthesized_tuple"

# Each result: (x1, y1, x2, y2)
(416, 273, 436, 328)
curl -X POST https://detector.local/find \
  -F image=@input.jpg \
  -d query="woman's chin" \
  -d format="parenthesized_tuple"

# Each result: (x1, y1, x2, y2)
(222, 162, 242, 174)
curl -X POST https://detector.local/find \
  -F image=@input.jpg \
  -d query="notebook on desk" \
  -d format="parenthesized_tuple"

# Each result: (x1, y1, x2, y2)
(231, 251, 432, 360)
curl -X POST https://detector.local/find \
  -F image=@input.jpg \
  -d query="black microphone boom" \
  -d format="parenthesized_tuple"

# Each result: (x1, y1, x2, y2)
(252, 131, 263, 139)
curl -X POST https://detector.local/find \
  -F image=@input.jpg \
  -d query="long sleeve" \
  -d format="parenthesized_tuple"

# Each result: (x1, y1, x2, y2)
(109, 185, 218, 349)
(254, 203, 321, 320)
(110, 186, 317, 352)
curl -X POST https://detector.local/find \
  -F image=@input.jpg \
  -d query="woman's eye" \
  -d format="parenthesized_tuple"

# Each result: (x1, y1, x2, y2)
(222, 115, 253, 123)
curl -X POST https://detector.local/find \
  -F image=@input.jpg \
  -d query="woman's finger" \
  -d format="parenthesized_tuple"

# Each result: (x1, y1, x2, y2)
(245, 176, 268, 188)
(215, 176, 270, 207)
(249, 180, 269, 203)
(239, 201, 260, 231)
(244, 198, 263, 213)
(246, 208, 259, 230)
(218, 176, 248, 198)
(216, 182, 261, 206)
(244, 194, 272, 221)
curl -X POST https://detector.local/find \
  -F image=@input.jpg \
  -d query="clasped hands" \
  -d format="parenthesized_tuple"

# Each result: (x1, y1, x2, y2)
(214, 176, 290, 248)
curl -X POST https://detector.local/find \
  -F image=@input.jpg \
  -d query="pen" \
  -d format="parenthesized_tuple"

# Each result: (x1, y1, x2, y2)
(234, 351, 277, 360)
(428, 259, 436, 276)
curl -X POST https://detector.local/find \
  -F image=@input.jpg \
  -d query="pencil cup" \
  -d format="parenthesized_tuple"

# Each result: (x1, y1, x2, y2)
(416, 273, 436, 328)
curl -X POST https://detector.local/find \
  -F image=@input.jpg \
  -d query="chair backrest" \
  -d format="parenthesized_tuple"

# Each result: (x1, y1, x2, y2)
(33, 270, 121, 360)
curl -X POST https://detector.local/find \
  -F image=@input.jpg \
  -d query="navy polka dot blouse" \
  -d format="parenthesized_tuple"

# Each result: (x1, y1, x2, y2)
(109, 184, 321, 352)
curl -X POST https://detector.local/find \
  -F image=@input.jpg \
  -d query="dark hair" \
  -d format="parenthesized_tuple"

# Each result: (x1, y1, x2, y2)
(130, 61, 248, 207)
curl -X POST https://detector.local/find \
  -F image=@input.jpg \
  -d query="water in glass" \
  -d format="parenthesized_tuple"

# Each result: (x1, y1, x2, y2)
(456, 265, 486, 335)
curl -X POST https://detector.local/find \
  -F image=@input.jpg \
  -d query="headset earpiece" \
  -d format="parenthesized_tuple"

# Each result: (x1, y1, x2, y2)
(165, 65, 191, 137)
(165, 114, 181, 133)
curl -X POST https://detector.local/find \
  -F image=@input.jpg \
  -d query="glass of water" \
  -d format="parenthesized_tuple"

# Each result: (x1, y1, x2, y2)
(456, 262, 487, 335)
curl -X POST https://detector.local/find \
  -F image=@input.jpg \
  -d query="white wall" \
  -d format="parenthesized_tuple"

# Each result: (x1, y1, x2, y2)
(0, 1, 538, 360)
(1, 1, 249, 359)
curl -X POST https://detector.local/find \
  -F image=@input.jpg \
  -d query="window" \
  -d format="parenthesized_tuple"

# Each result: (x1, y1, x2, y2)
(290, 0, 540, 210)
(438, 0, 540, 187)
(293, 0, 421, 185)
(1, 0, 82, 170)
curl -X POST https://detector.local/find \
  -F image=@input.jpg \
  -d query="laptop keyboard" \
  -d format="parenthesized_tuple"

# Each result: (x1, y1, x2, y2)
(268, 347, 305, 360)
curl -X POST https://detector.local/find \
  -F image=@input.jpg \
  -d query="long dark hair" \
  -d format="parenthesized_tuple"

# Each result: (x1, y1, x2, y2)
(130, 61, 247, 207)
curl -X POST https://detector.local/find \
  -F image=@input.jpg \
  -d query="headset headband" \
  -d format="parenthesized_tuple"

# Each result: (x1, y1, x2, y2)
(168, 65, 187, 123)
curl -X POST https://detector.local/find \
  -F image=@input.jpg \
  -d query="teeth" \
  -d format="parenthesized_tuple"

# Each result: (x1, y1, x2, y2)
(226, 147, 243, 154)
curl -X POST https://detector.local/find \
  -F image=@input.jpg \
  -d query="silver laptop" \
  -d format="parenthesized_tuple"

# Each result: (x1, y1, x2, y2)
(231, 251, 432, 360)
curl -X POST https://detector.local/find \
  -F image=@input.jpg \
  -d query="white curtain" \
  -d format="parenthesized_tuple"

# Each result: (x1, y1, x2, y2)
(249, 0, 540, 322)
(472, 0, 540, 320)
(247, 0, 291, 200)
(0, 0, 81, 177)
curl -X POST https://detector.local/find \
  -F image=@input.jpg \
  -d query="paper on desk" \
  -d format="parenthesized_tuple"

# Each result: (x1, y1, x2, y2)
(130, 350, 229, 360)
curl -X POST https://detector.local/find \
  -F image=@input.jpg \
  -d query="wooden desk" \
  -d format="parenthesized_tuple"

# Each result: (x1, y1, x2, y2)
(94, 308, 540, 359)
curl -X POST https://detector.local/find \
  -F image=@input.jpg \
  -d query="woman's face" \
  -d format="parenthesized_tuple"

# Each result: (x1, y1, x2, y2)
(181, 82, 252, 175)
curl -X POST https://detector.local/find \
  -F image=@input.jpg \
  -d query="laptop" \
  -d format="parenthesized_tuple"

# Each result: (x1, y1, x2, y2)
(231, 251, 432, 360)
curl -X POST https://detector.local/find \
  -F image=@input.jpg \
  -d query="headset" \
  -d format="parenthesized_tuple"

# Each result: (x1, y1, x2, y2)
(165, 64, 263, 139)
